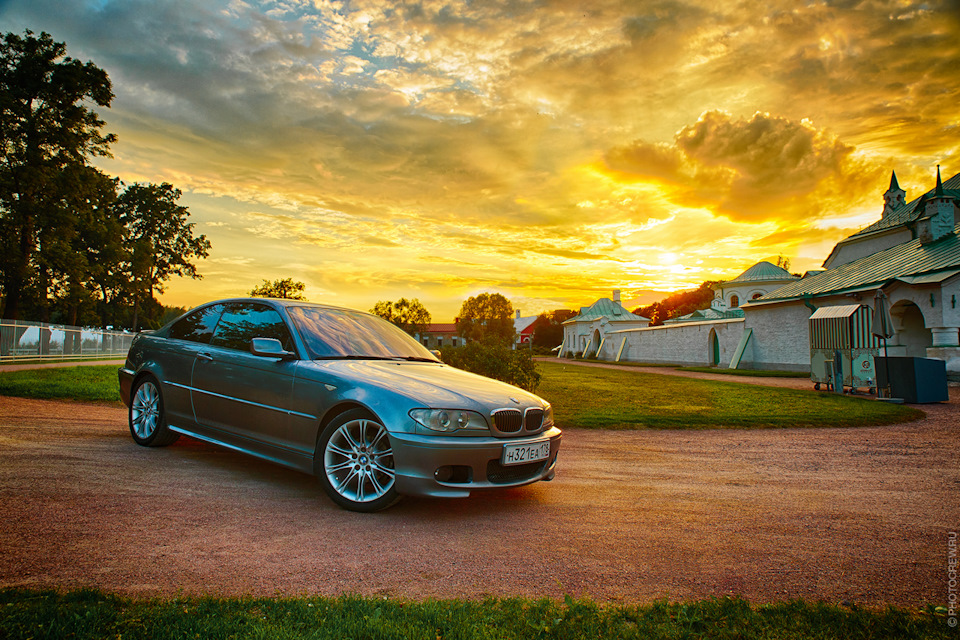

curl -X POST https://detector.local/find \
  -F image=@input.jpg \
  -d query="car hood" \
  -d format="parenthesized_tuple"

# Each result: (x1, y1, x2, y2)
(304, 359, 545, 411)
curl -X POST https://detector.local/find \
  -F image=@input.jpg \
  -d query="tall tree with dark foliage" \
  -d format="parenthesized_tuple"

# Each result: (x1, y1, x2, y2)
(0, 30, 116, 320)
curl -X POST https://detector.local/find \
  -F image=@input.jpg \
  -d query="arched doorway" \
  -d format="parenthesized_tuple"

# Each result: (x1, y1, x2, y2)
(708, 328, 720, 366)
(891, 301, 932, 357)
(592, 329, 602, 358)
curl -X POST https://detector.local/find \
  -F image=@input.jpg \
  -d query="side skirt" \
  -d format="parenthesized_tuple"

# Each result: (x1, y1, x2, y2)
(168, 423, 315, 474)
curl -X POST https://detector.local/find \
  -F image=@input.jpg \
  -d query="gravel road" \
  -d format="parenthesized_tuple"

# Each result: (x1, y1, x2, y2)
(1, 390, 957, 606)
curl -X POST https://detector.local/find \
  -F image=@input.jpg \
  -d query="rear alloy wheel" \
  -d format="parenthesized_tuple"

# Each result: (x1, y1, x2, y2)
(129, 376, 179, 447)
(316, 409, 399, 512)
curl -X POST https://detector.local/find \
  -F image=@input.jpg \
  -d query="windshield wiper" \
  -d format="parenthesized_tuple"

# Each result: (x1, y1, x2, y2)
(314, 355, 398, 361)
(314, 355, 440, 362)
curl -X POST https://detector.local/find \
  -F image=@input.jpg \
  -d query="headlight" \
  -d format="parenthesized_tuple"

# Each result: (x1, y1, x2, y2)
(409, 409, 488, 433)
(542, 403, 555, 429)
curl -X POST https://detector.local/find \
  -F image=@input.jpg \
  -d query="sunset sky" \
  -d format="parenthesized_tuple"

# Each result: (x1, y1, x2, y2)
(2, 0, 958, 321)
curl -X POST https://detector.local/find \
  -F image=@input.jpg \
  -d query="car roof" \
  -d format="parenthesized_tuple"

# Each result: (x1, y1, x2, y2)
(198, 297, 361, 313)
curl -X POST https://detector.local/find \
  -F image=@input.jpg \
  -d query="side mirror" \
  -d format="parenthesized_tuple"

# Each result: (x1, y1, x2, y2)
(250, 337, 296, 360)
(430, 349, 442, 359)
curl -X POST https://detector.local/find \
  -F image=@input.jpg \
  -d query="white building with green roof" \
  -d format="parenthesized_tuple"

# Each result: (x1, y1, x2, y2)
(605, 167, 960, 377)
(560, 290, 650, 358)
(739, 167, 960, 374)
(714, 261, 800, 310)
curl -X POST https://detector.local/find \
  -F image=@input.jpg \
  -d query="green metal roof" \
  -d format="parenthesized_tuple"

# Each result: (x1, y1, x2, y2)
(664, 307, 745, 323)
(727, 261, 798, 284)
(851, 171, 960, 238)
(565, 298, 649, 323)
(751, 221, 960, 303)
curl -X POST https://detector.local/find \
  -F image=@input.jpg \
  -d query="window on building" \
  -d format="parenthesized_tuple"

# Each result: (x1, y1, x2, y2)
(452, 337, 458, 347)
(436, 337, 443, 348)
(751, 293, 763, 300)
(730, 295, 740, 308)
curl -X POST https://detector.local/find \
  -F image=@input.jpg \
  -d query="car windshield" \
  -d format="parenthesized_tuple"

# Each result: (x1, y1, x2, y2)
(288, 306, 440, 361)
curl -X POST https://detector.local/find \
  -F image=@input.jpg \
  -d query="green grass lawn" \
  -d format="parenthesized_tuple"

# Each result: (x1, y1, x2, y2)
(0, 365, 122, 404)
(0, 589, 950, 640)
(676, 366, 810, 378)
(537, 361, 924, 429)
(0, 362, 925, 428)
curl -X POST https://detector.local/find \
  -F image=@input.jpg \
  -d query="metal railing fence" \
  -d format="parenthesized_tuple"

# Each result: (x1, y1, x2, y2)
(0, 319, 134, 363)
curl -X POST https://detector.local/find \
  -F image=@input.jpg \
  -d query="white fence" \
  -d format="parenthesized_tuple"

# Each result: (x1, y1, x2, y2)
(0, 319, 134, 363)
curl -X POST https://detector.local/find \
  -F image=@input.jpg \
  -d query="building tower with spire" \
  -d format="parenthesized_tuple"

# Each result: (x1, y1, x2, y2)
(882, 170, 906, 219)
(919, 165, 957, 243)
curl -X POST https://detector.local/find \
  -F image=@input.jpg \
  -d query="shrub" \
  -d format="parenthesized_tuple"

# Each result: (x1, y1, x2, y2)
(440, 339, 542, 392)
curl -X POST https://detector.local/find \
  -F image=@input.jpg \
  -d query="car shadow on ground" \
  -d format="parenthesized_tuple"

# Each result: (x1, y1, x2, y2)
(162, 434, 548, 518)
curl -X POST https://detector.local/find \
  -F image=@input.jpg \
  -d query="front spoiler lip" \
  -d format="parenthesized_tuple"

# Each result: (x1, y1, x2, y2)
(389, 428, 561, 498)
(118, 367, 134, 407)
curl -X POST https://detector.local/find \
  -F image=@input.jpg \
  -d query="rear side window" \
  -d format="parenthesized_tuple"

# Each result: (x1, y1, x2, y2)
(210, 303, 294, 353)
(169, 305, 224, 344)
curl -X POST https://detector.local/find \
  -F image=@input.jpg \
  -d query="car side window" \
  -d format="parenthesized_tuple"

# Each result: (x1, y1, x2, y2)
(169, 304, 224, 343)
(209, 303, 295, 353)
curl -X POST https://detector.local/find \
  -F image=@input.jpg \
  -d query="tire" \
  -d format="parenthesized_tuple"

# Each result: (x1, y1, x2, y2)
(315, 409, 400, 512)
(129, 375, 180, 447)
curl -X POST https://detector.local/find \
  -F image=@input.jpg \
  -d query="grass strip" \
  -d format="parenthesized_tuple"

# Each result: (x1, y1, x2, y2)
(0, 362, 925, 429)
(0, 356, 124, 366)
(537, 361, 924, 429)
(0, 365, 122, 404)
(676, 366, 809, 378)
(0, 589, 951, 640)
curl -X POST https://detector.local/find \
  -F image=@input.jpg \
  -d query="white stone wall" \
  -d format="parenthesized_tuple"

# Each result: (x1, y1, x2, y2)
(740, 302, 813, 371)
(611, 319, 744, 366)
(566, 275, 960, 375)
(562, 318, 648, 357)
(718, 283, 789, 309)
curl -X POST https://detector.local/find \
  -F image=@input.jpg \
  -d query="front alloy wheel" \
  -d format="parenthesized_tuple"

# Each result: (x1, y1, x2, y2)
(317, 409, 399, 512)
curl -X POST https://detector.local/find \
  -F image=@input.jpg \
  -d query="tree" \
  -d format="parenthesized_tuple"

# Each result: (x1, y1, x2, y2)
(531, 309, 577, 350)
(455, 293, 515, 343)
(370, 298, 431, 336)
(634, 281, 718, 326)
(440, 338, 541, 392)
(0, 30, 116, 320)
(251, 278, 307, 300)
(116, 182, 211, 330)
(43, 165, 121, 327)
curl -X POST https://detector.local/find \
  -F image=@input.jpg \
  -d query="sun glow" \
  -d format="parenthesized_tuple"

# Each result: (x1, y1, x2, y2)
(3, 0, 954, 321)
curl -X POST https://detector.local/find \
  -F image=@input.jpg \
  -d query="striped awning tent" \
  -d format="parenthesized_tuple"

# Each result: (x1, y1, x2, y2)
(809, 304, 882, 350)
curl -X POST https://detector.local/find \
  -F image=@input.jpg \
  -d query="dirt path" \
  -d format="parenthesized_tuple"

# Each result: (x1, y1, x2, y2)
(1, 393, 956, 606)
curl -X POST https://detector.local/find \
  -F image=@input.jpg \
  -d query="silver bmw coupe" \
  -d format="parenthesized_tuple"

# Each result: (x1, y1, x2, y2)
(118, 298, 561, 511)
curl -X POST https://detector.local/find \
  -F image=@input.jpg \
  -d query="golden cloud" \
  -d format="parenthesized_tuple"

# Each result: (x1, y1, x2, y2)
(604, 110, 884, 223)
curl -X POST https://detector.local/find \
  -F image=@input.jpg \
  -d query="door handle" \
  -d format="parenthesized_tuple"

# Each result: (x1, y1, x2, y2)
(197, 352, 214, 362)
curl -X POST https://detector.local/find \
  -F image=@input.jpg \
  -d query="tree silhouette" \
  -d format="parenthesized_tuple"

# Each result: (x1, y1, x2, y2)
(250, 278, 307, 300)
(0, 30, 116, 320)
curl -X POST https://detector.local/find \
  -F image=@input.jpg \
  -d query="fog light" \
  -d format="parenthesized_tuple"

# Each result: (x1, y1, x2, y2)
(434, 465, 471, 484)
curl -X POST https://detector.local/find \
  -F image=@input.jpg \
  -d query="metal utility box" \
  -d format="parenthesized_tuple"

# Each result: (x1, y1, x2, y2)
(875, 356, 949, 403)
(809, 304, 881, 392)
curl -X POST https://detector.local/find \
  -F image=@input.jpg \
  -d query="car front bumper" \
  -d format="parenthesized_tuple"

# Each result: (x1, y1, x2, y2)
(389, 427, 561, 498)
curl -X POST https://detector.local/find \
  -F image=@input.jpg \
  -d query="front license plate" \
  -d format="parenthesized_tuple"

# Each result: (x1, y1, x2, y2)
(501, 441, 551, 466)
